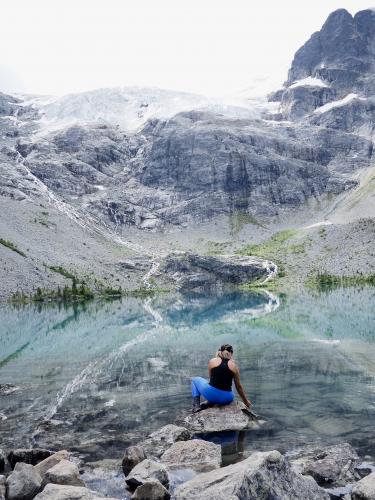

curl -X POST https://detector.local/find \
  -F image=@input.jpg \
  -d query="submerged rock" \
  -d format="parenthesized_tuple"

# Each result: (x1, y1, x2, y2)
(0, 383, 19, 395)
(161, 439, 221, 472)
(8, 449, 53, 469)
(352, 471, 375, 500)
(140, 424, 192, 459)
(181, 401, 262, 433)
(290, 442, 361, 487)
(34, 451, 70, 479)
(44, 459, 85, 487)
(122, 446, 146, 475)
(174, 450, 329, 499)
(6, 462, 42, 500)
(131, 480, 170, 500)
(125, 459, 169, 490)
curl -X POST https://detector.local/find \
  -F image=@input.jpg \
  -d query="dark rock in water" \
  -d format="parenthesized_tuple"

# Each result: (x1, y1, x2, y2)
(8, 448, 53, 469)
(161, 252, 275, 291)
(6, 462, 42, 500)
(131, 480, 170, 500)
(125, 459, 169, 491)
(0, 450, 5, 472)
(160, 439, 221, 472)
(139, 424, 192, 459)
(290, 442, 360, 487)
(0, 384, 19, 395)
(44, 459, 86, 487)
(174, 450, 329, 499)
(180, 401, 263, 433)
(122, 446, 146, 476)
(351, 471, 375, 500)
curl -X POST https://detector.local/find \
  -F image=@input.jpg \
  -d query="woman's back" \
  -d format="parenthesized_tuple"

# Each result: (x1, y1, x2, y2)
(209, 358, 234, 391)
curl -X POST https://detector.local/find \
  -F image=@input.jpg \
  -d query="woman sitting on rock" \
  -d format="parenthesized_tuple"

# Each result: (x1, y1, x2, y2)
(191, 344, 252, 413)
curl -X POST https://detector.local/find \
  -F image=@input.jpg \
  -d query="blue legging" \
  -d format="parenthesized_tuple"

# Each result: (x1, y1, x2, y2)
(191, 377, 234, 405)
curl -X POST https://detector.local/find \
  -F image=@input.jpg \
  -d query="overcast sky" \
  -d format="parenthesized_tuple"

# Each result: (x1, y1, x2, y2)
(1, 0, 373, 97)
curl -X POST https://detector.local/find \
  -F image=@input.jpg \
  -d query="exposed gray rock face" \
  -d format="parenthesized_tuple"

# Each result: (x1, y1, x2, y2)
(131, 480, 170, 500)
(0, 475, 5, 500)
(139, 425, 192, 459)
(181, 401, 262, 433)
(280, 85, 336, 120)
(6, 462, 42, 500)
(125, 459, 169, 490)
(34, 451, 70, 479)
(161, 439, 221, 472)
(161, 252, 275, 291)
(290, 442, 361, 487)
(122, 446, 146, 476)
(44, 459, 85, 487)
(174, 450, 329, 499)
(8, 449, 53, 469)
(352, 471, 375, 500)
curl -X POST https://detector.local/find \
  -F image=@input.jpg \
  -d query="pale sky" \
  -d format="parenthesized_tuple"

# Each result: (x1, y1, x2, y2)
(1, 0, 373, 97)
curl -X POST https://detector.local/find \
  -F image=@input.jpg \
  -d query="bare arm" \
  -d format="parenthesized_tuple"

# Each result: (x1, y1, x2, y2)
(230, 362, 252, 407)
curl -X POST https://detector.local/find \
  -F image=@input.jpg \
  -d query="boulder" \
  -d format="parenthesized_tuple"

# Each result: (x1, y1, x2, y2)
(174, 450, 329, 500)
(0, 475, 5, 500)
(6, 462, 42, 500)
(33, 484, 93, 499)
(8, 449, 53, 469)
(0, 450, 5, 472)
(125, 459, 169, 490)
(140, 424, 192, 459)
(290, 442, 360, 486)
(352, 471, 375, 500)
(161, 439, 221, 472)
(34, 451, 70, 479)
(44, 459, 85, 487)
(122, 446, 146, 476)
(181, 401, 262, 433)
(131, 480, 170, 500)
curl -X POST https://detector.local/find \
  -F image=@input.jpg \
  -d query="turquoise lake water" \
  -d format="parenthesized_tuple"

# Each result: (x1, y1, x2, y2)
(1, 287, 375, 463)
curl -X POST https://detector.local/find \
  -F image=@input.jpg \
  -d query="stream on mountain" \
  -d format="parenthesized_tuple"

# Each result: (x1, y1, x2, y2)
(1, 286, 375, 470)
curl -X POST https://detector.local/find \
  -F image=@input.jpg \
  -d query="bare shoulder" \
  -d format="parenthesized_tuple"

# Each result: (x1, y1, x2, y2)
(228, 359, 238, 372)
(208, 357, 221, 367)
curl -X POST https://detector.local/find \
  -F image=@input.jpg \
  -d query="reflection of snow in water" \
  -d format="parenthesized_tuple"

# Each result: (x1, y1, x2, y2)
(221, 290, 280, 322)
(143, 297, 163, 324)
(312, 338, 340, 345)
(46, 328, 158, 419)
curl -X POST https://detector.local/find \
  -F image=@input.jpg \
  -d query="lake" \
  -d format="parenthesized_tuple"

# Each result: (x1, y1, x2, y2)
(1, 286, 375, 466)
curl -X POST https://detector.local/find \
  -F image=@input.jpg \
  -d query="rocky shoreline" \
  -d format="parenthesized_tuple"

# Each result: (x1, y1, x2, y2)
(1, 402, 375, 499)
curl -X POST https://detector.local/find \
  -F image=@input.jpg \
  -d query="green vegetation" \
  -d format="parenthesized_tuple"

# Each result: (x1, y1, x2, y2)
(306, 272, 375, 291)
(48, 265, 77, 280)
(0, 238, 26, 257)
(229, 211, 266, 234)
(236, 229, 298, 260)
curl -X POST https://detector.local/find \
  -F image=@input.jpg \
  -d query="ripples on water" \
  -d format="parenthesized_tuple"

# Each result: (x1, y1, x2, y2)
(1, 287, 375, 464)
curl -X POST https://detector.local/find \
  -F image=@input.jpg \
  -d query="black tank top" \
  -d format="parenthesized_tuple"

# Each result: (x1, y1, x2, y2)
(209, 358, 233, 392)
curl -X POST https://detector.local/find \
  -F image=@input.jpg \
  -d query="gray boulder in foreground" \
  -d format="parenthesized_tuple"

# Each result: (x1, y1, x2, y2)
(131, 480, 170, 500)
(125, 459, 169, 490)
(0, 475, 5, 500)
(34, 484, 93, 499)
(174, 450, 329, 500)
(161, 439, 221, 472)
(8, 449, 52, 469)
(34, 450, 70, 479)
(44, 459, 85, 487)
(352, 471, 375, 500)
(140, 424, 192, 459)
(181, 401, 262, 433)
(122, 445, 147, 475)
(290, 442, 360, 487)
(6, 462, 42, 500)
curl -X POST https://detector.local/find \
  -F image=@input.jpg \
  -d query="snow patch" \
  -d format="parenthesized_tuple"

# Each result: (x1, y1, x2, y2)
(314, 93, 365, 114)
(290, 77, 328, 89)
(304, 221, 333, 229)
